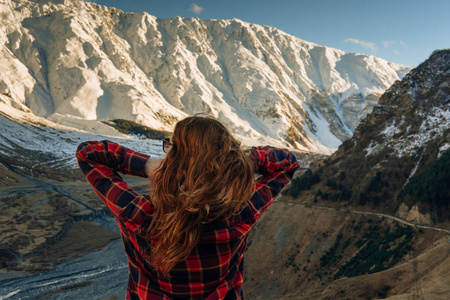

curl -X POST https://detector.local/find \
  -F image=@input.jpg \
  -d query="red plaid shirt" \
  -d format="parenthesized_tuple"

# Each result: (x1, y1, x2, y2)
(76, 140, 299, 299)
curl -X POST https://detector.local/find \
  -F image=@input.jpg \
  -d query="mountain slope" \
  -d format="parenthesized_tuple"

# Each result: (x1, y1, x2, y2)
(243, 49, 450, 299)
(284, 49, 449, 223)
(0, 0, 411, 153)
(0, 99, 165, 275)
(315, 49, 450, 221)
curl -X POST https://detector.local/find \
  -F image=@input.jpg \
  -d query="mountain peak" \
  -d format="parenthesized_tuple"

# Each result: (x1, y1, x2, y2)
(383, 49, 450, 107)
(1, 0, 411, 153)
(307, 49, 450, 221)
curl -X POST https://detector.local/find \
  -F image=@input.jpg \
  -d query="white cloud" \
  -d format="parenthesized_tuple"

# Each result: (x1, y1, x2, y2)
(344, 38, 378, 52)
(382, 40, 408, 49)
(189, 3, 204, 15)
(382, 40, 396, 49)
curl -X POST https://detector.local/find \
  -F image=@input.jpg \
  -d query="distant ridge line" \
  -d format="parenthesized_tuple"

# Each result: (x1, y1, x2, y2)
(277, 200, 450, 235)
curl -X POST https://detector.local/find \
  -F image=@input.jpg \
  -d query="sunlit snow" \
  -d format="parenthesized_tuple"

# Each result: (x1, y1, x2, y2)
(0, 0, 411, 154)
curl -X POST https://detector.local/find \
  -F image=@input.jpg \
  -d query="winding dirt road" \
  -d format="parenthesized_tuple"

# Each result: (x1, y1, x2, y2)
(277, 199, 450, 235)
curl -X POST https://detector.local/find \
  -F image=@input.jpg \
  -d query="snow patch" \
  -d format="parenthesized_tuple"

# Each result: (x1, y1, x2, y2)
(0, 102, 165, 168)
(438, 143, 450, 158)
(0, 0, 412, 154)
(383, 120, 401, 139)
(394, 107, 449, 157)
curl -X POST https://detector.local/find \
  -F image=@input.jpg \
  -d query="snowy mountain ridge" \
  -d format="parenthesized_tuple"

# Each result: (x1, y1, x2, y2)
(310, 49, 450, 223)
(0, 0, 412, 153)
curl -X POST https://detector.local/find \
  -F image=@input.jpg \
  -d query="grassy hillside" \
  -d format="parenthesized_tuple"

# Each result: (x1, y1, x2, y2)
(244, 200, 450, 299)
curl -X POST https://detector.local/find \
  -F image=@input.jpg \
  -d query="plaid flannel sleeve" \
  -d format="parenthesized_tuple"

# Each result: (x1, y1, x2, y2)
(242, 146, 299, 224)
(76, 140, 153, 233)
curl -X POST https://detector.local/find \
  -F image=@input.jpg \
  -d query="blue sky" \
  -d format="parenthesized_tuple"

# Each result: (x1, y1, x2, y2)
(90, 0, 449, 67)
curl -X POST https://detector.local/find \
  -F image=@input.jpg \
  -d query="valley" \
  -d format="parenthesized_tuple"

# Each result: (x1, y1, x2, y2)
(245, 201, 450, 300)
(0, 0, 448, 298)
(0, 0, 411, 154)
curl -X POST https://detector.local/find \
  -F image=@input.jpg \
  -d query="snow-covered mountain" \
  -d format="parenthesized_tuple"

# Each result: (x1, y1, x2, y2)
(306, 49, 450, 222)
(0, 0, 411, 153)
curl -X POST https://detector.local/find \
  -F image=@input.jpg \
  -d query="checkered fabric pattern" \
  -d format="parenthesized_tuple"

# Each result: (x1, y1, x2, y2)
(76, 140, 299, 299)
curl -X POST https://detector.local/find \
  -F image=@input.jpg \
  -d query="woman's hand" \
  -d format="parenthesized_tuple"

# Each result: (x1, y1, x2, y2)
(145, 158, 164, 181)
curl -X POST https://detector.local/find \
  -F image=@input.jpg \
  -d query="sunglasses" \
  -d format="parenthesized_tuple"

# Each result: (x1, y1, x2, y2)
(162, 138, 172, 153)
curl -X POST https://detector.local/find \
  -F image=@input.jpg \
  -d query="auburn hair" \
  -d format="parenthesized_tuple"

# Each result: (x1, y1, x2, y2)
(143, 115, 255, 276)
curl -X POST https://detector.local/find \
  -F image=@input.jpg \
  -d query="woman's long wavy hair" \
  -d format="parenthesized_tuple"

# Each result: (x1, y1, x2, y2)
(143, 115, 255, 276)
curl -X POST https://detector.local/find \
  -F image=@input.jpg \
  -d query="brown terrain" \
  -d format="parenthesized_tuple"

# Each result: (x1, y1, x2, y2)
(245, 195, 450, 299)
(243, 50, 450, 299)
(0, 153, 148, 276)
(1, 140, 449, 299)
(2, 47, 449, 297)
(1, 149, 450, 299)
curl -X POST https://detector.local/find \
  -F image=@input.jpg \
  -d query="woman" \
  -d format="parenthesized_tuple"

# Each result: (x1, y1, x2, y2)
(76, 115, 299, 299)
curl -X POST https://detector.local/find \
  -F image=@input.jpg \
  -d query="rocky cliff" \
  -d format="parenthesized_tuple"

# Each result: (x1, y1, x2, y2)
(316, 49, 450, 221)
(244, 50, 450, 299)
(0, 0, 411, 153)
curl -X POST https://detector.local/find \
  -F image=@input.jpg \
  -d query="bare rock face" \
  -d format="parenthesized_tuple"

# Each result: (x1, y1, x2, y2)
(245, 50, 450, 300)
(315, 49, 450, 222)
(397, 203, 433, 225)
(0, 0, 411, 153)
(341, 92, 381, 131)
